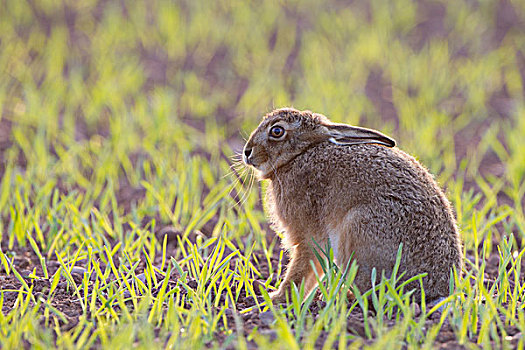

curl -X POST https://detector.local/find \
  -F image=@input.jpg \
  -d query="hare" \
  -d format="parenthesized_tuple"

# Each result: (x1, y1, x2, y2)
(242, 108, 463, 303)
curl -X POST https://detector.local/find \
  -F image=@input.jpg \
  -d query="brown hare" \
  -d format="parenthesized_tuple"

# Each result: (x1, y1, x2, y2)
(242, 108, 463, 303)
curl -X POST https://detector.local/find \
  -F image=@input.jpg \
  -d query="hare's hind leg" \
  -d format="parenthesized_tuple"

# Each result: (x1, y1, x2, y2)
(270, 242, 323, 303)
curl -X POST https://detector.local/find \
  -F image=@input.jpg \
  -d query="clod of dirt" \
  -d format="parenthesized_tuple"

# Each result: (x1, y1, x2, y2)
(259, 311, 274, 326)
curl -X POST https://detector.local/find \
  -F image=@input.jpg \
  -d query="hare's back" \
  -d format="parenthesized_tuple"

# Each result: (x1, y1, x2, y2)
(313, 143, 458, 239)
(317, 143, 442, 199)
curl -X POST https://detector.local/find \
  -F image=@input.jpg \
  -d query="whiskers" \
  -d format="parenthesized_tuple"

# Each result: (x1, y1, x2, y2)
(225, 152, 256, 209)
(239, 130, 249, 143)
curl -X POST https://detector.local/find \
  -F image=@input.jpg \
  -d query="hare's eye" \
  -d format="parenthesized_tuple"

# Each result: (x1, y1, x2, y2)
(269, 125, 285, 139)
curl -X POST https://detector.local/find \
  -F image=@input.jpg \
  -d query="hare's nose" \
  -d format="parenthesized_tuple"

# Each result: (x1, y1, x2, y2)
(244, 147, 252, 158)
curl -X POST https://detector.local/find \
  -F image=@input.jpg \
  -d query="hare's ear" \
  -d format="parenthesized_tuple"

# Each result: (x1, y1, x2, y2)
(325, 123, 396, 147)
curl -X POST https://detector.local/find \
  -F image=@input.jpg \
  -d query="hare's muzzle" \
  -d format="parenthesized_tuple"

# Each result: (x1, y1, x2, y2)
(243, 146, 253, 166)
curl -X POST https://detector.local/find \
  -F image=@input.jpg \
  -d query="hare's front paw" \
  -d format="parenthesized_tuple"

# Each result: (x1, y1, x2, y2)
(269, 289, 287, 304)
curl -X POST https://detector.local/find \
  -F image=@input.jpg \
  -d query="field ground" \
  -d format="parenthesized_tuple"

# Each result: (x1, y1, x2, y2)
(1, 0, 525, 349)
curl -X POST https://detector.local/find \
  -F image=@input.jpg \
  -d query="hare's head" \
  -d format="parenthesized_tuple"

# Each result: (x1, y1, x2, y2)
(243, 108, 396, 179)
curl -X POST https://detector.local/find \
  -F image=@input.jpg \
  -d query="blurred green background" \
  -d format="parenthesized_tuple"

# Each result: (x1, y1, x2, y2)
(1, 0, 524, 246)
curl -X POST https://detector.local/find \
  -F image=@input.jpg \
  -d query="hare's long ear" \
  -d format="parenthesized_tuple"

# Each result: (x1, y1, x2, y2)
(325, 123, 396, 147)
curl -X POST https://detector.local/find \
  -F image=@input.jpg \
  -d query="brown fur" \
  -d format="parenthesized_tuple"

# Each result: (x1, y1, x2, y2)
(243, 108, 463, 303)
